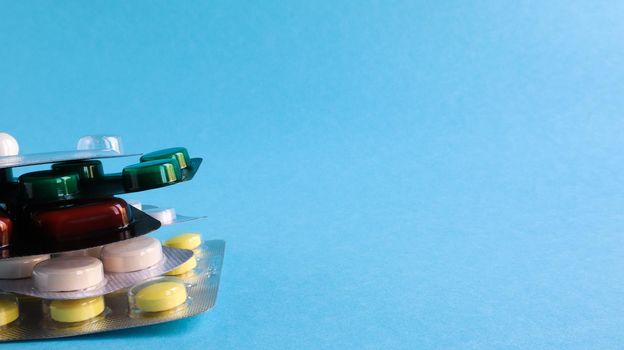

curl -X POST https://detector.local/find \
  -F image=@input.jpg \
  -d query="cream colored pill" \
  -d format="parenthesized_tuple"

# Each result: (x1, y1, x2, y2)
(33, 256, 104, 292)
(0, 254, 50, 279)
(101, 236, 163, 272)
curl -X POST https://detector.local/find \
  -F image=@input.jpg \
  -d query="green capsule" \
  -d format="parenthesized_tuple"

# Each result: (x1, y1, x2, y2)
(123, 159, 182, 192)
(0, 168, 13, 184)
(140, 147, 191, 169)
(20, 170, 80, 201)
(52, 160, 104, 180)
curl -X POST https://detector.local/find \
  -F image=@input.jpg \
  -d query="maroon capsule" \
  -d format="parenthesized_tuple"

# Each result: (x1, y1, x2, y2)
(29, 198, 133, 241)
(0, 210, 11, 248)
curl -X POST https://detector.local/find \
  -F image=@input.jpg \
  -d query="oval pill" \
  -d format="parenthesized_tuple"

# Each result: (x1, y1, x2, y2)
(141, 147, 191, 169)
(19, 170, 80, 201)
(164, 233, 202, 250)
(0, 254, 50, 279)
(52, 160, 104, 180)
(101, 236, 163, 272)
(165, 255, 197, 276)
(49, 296, 105, 323)
(33, 256, 104, 292)
(135, 281, 187, 312)
(122, 159, 181, 192)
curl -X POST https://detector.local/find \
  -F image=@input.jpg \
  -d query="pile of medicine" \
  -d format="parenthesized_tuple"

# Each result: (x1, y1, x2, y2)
(0, 133, 224, 341)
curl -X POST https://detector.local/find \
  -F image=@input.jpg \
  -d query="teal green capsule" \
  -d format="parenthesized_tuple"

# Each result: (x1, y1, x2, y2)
(52, 160, 104, 180)
(140, 147, 191, 169)
(122, 159, 182, 192)
(0, 168, 13, 184)
(20, 170, 80, 201)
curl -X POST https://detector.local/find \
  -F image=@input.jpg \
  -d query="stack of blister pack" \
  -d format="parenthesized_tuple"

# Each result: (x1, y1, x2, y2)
(0, 133, 224, 341)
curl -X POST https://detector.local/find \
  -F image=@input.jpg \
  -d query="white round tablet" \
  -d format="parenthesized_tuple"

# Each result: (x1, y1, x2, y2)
(0, 254, 50, 279)
(145, 207, 176, 225)
(100, 236, 163, 273)
(126, 200, 142, 211)
(0, 133, 19, 157)
(33, 256, 104, 292)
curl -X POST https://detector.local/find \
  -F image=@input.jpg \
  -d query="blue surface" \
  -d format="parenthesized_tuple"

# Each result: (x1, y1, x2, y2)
(2, 1, 624, 349)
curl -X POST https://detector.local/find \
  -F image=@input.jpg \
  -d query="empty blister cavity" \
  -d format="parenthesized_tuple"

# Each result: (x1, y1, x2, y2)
(128, 276, 188, 314)
(0, 254, 50, 279)
(0, 293, 19, 327)
(143, 206, 205, 226)
(76, 135, 123, 153)
(101, 236, 163, 273)
(33, 256, 105, 292)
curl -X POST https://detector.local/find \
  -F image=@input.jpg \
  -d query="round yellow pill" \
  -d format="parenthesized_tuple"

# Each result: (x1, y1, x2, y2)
(164, 233, 201, 250)
(49, 296, 105, 323)
(0, 299, 19, 326)
(135, 281, 187, 312)
(165, 255, 197, 276)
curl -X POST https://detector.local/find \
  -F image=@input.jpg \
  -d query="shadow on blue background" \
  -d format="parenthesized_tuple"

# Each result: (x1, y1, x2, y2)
(2, 1, 624, 349)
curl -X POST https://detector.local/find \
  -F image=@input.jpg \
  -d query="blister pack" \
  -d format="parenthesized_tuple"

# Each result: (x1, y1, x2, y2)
(0, 133, 225, 341)
(0, 236, 224, 341)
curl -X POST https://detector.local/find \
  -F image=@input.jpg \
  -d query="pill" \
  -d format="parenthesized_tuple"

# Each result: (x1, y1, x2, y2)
(49, 296, 105, 323)
(0, 168, 12, 183)
(19, 170, 80, 201)
(0, 296, 19, 326)
(127, 199, 142, 210)
(30, 198, 132, 241)
(0, 254, 50, 279)
(0, 210, 11, 248)
(122, 159, 182, 192)
(0, 132, 19, 157)
(33, 256, 104, 292)
(101, 236, 163, 272)
(141, 147, 191, 169)
(165, 233, 202, 250)
(76, 135, 123, 153)
(145, 207, 176, 225)
(135, 281, 187, 312)
(86, 245, 103, 258)
(52, 160, 104, 180)
(165, 255, 197, 276)
(123, 160, 181, 191)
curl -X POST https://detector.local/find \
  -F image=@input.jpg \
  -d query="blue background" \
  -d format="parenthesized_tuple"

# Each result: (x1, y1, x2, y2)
(2, 1, 624, 349)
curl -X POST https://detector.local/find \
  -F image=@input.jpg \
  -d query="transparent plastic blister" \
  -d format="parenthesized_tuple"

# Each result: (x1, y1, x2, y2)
(0, 135, 139, 169)
(0, 238, 224, 342)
